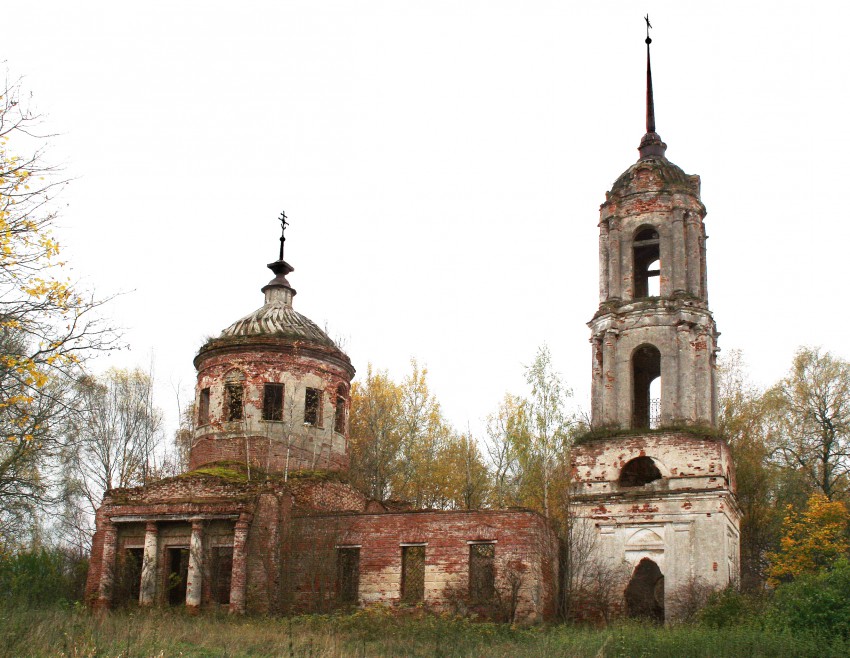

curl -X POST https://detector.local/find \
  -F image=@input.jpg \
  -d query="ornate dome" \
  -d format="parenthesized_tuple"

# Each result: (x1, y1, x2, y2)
(216, 259, 338, 349)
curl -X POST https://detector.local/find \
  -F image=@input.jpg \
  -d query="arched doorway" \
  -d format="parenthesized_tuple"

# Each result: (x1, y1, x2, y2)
(625, 558, 664, 622)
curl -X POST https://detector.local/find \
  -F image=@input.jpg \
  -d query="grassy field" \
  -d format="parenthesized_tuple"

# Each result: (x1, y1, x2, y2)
(1, 606, 848, 658)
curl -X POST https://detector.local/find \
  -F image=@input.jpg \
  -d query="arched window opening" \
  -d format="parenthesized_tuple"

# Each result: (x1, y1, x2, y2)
(632, 344, 661, 429)
(619, 456, 663, 488)
(625, 558, 664, 622)
(633, 227, 660, 298)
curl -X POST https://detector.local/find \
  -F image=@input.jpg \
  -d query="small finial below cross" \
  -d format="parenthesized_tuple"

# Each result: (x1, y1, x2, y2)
(645, 14, 652, 44)
(278, 210, 289, 261)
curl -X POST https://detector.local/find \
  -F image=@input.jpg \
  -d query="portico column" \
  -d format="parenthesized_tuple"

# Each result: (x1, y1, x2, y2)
(139, 521, 158, 606)
(96, 521, 118, 609)
(186, 518, 204, 611)
(229, 514, 251, 614)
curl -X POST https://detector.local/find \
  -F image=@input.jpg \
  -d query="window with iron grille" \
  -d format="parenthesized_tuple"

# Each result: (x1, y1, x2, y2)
(469, 543, 496, 602)
(334, 385, 346, 434)
(210, 546, 233, 605)
(336, 547, 360, 604)
(401, 545, 425, 603)
(263, 383, 284, 421)
(198, 388, 210, 425)
(225, 383, 243, 421)
(304, 387, 322, 427)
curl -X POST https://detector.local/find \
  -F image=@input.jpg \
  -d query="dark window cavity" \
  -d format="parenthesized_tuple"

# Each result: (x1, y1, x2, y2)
(304, 387, 322, 427)
(633, 227, 660, 298)
(469, 543, 496, 602)
(263, 383, 284, 421)
(198, 388, 210, 426)
(336, 547, 360, 605)
(401, 545, 425, 603)
(225, 383, 243, 421)
(334, 385, 346, 434)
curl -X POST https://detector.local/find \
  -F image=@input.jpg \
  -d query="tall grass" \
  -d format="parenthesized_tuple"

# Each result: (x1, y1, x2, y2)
(0, 607, 847, 658)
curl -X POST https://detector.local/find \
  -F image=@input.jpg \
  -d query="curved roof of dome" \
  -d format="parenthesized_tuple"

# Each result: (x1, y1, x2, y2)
(220, 301, 337, 348)
(608, 155, 699, 198)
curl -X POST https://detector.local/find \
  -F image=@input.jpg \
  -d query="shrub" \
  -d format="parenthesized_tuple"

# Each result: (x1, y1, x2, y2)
(0, 547, 87, 608)
(765, 558, 850, 639)
(698, 587, 761, 628)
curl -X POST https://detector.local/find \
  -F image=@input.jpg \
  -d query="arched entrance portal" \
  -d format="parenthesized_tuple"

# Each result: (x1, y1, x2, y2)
(625, 558, 664, 622)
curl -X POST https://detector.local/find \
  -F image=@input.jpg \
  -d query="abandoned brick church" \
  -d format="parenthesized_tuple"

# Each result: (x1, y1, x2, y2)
(85, 33, 739, 622)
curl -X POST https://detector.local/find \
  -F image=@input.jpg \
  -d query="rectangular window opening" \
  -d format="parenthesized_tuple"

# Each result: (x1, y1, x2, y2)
(334, 393, 346, 434)
(469, 543, 496, 602)
(263, 383, 284, 421)
(336, 546, 360, 605)
(225, 384, 243, 421)
(401, 545, 425, 603)
(304, 387, 322, 427)
(198, 388, 210, 426)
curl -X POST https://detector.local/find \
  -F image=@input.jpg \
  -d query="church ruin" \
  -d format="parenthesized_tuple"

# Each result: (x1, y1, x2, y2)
(85, 27, 739, 623)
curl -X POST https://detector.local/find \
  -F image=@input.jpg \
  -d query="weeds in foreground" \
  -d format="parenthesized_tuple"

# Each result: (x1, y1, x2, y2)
(0, 606, 847, 658)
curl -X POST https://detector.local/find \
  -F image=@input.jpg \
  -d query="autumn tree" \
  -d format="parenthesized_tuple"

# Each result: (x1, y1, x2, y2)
(766, 347, 850, 500)
(348, 365, 403, 501)
(716, 350, 783, 589)
(62, 368, 163, 542)
(766, 493, 850, 586)
(524, 345, 572, 519)
(484, 393, 529, 509)
(0, 77, 116, 541)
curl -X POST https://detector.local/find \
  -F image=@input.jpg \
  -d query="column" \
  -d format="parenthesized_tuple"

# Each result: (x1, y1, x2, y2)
(671, 209, 686, 294)
(699, 223, 709, 303)
(676, 324, 696, 423)
(186, 518, 204, 611)
(694, 330, 711, 424)
(590, 337, 603, 426)
(139, 521, 158, 606)
(608, 218, 622, 299)
(97, 521, 118, 609)
(229, 514, 251, 614)
(599, 221, 610, 301)
(685, 213, 701, 297)
(602, 330, 619, 427)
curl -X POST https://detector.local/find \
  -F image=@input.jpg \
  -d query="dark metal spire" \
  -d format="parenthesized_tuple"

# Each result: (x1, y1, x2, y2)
(638, 15, 667, 159)
(264, 210, 296, 298)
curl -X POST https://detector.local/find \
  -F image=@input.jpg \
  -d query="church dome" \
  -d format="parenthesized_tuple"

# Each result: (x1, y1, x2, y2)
(220, 291, 336, 348)
(608, 155, 700, 198)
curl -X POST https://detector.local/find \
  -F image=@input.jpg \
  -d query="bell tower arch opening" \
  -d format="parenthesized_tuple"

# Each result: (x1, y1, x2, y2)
(632, 344, 661, 429)
(633, 227, 660, 299)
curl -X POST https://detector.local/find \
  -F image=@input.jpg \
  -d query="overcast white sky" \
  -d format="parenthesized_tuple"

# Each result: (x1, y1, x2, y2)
(3, 1, 849, 439)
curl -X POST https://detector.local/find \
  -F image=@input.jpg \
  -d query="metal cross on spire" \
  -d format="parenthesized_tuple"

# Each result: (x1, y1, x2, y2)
(278, 210, 289, 261)
(644, 14, 656, 135)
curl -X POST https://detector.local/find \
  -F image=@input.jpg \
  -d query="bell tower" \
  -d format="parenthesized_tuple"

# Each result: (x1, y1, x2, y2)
(589, 24, 717, 432)
(571, 20, 740, 622)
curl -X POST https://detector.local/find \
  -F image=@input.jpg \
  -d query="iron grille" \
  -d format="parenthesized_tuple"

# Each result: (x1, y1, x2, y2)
(649, 397, 661, 429)
(401, 545, 425, 603)
(469, 543, 496, 602)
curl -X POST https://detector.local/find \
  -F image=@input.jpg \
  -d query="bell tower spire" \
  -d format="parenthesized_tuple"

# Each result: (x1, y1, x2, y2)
(589, 18, 717, 431)
(638, 15, 667, 160)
